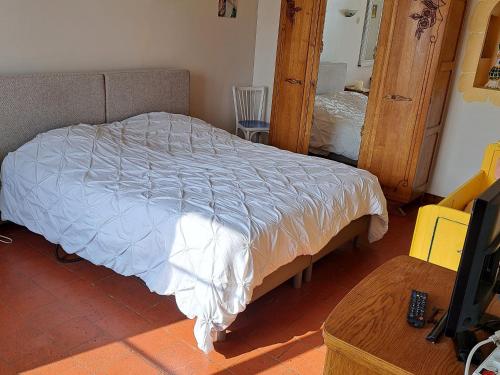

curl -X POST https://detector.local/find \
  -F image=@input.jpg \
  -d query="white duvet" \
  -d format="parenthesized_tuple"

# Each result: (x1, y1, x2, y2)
(0, 112, 388, 352)
(309, 91, 368, 160)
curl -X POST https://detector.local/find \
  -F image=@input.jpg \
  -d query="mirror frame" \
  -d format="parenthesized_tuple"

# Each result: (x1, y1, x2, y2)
(358, 0, 380, 67)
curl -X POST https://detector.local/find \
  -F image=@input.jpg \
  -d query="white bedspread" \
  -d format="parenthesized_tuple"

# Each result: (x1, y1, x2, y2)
(309, 91, 368, 160)
(0, 112, 388, 352)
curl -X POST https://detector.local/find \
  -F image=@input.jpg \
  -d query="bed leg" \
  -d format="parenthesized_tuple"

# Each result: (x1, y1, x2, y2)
(304, 264, 313, 283)
(354, 234, 369, 249)
(293, 272, 303, 289)
(353, 236, 360, 249)
(216, 329, 227, 342)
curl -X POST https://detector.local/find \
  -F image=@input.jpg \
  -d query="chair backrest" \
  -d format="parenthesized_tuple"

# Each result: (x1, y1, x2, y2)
(232, 86, 267, 127)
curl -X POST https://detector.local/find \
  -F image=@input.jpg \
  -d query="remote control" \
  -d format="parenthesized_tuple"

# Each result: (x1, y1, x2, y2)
(407, 290, 428, 328)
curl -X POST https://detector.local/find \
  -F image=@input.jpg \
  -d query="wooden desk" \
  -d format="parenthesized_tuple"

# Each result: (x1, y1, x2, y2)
(322, 256, 500, 374)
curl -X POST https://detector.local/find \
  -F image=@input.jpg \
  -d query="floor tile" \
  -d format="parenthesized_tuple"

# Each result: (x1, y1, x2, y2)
(139, 296, 186, 326)
(95, 273, 164, 314)
(65, 341, 137, 374)
(94, 303, 154, 340)
(0, 359, 17, 375)
(127, 332, 206, 373)
(104, 352, 163, 375)
(0, 278, 57, 317)
(46, 316, 106, 354)
(63, 259, 114, 283)
(0, 205, 417, 374)
(21, 362, 90, 375)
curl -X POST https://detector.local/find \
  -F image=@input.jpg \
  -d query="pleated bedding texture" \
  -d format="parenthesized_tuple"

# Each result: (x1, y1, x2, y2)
(0, 112, 388, 351)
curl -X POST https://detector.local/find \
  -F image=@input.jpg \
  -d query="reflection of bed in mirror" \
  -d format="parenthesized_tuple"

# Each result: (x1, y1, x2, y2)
(309, 63, 368, 166)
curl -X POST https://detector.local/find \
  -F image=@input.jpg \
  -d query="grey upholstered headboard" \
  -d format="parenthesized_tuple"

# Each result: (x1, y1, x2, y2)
(0, 69, 189, 162)
(316, 62, 348, 95)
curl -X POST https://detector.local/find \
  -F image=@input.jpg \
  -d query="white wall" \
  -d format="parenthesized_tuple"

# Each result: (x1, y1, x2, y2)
(0, 0, 259, 133)
(252, 0, 281, 122)
(321, 0, 374, 87)
(429, 0, 500, 197)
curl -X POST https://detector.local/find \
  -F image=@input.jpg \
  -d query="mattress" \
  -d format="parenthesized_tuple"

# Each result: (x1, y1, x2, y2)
(0, 112, 388, 352)
(309, 91, 368, 160)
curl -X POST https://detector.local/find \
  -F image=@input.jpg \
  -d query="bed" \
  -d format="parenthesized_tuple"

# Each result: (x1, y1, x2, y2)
(309, 63, 368, 162)
(0, 69, 388, 352)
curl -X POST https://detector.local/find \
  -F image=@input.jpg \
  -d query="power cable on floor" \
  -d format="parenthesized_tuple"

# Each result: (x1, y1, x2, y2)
(0, 235, 13, 244)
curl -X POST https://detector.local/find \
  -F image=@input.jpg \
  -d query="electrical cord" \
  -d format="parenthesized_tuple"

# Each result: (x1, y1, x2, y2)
(465, 330, 500, 375)
(474, 319, 500, 334)
(0, 235, 12, 244)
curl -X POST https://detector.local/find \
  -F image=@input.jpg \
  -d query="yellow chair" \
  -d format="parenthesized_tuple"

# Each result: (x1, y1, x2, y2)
(409, 142, 500, 270)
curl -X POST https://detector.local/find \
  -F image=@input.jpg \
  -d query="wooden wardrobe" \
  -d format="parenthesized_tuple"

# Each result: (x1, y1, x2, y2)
(270, 0, 467, 204)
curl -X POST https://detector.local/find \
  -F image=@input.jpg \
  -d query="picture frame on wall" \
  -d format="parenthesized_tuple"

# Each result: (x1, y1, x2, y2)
(218, 0, 238, 18)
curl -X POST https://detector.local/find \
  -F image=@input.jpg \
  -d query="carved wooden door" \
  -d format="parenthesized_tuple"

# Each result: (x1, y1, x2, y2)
(269, 0, 327, 153)
(358, 0, 466, 203)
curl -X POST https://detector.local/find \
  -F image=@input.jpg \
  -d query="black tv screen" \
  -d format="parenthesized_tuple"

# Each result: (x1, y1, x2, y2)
(445, 179, 500, 337)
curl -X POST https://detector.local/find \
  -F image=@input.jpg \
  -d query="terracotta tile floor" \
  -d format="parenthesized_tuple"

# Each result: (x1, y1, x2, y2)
(0, 205, 418, 374)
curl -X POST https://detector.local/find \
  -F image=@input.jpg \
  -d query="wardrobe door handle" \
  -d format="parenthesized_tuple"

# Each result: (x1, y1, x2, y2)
(285, 78, 303, 85)
(383, 94, 413, 102)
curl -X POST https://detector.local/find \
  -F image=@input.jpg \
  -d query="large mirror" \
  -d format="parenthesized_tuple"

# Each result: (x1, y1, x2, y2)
(358, 0, 384, 67)
(307, 0, 385, 166)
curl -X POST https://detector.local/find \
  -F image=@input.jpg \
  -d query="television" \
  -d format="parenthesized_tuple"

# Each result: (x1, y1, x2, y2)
(443, 178, 500, 359)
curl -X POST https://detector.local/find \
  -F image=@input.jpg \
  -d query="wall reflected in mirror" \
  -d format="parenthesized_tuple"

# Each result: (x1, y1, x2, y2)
(308, 0, 384, 167)
(359, 0, 384, 67)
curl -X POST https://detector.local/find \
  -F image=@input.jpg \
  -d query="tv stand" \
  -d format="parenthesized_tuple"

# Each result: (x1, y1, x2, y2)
(322, 256, 500, 374)
(454, 330, 481, 364)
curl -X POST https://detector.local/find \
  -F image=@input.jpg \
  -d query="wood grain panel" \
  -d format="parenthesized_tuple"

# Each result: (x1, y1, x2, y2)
(413, 130, 439, 190)
(323, 256, 500, 374)
(441, 0, 467, 62)
(413, 0, 467, 197)
(270, 0, 466, 204)
(359, 0, 466, 203)
(427, 70, 453, 128)
(270, 0, 327, 153)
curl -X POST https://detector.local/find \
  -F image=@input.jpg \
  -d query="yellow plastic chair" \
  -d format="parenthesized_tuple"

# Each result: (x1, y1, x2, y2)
(409, 142, 500, 270)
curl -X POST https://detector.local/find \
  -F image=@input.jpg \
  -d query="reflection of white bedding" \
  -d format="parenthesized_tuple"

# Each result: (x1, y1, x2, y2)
(309, 91, 368, 160)
(0, 112, 388, 352)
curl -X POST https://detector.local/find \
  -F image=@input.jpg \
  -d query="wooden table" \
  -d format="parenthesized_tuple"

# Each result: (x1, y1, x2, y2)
(322, 255, 500, 374)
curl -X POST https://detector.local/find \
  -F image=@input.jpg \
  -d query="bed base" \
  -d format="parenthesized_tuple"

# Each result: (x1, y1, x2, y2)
(53, 216, 369, 343)
(215, 215, 371, 342)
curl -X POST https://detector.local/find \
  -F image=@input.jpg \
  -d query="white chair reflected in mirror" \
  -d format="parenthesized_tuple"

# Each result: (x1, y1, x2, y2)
(232, 86, 270, 143)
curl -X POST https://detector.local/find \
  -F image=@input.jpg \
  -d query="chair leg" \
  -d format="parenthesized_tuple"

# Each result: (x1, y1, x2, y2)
(248, 131, 253, 142)
(304, 264, 313, 283)
(216, 329, 227, 342)
(293, 272, 303, 289)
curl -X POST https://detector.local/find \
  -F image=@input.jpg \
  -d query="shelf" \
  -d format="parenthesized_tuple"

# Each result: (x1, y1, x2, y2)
(473, 6, 500, 89)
